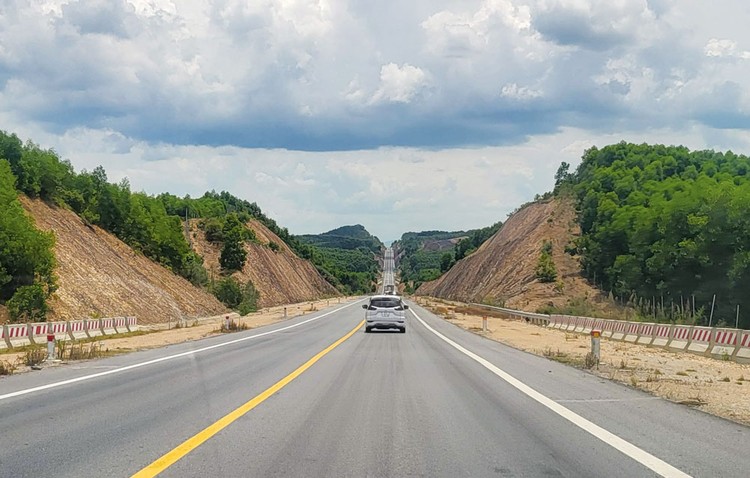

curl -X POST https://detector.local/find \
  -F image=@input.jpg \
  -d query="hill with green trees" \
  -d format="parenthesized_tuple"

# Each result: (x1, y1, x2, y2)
(396, 223, 502, 293)
(297, 225, 382, 294)
(560, 142, 750, 328)
(299, 224, 382, 253)
(0, 129, 336, 320)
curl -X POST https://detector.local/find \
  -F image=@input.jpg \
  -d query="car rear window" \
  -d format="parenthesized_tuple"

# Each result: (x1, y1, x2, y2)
(370, 298, 401, 308)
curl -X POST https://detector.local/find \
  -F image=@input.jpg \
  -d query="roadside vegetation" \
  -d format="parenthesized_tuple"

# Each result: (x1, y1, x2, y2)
(557, 142, 750, 327)
(297, 225, 380, 295)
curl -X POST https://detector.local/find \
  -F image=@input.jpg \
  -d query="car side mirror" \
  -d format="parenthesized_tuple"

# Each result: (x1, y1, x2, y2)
(403, 305, 409, 310)
(362, 304, 368, 309)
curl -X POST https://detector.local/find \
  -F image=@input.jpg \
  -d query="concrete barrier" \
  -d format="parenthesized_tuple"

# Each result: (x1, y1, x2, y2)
(85, 318, 103, 338)
(126, 316, 138, 332)
(113, 317, 128, 334)
(600, 320, 615, 338)
(5, 324, 30, 348)
(686, 326, 713, 355)
(581, 318, 596, 334)
(667, 325, 693, 352)
(101, 318, 116, 335)
(636, 323, 656, 346)
(623, 322, 640, 343)
(27, 322, 48, 345)
(651, 324, 673, 347)
(68, 320, 87, 340)
(709, 328, 740, 360)
(0, 325, 9, 349)
(611, 320, 628, 341)
(573, 317, 586, 333)
(735, 332, 750, 364)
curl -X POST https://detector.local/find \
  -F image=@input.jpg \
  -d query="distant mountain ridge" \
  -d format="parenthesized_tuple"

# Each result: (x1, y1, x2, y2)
(299, 224, 383, 253)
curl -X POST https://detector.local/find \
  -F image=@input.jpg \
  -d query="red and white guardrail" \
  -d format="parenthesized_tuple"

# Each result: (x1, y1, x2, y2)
(1, 317, 138, 349)
(470, 303, 750, 364)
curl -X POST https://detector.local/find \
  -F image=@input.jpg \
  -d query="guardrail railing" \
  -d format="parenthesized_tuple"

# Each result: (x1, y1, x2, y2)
(468, 303, 750, 365)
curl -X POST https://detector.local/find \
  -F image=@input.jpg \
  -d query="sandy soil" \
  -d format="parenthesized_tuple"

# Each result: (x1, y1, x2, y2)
(0, 297, 358, 375)
(416, 297, 750, 426)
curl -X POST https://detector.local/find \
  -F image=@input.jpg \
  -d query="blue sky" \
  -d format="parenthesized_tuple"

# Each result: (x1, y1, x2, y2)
(2, 1, 750, 241)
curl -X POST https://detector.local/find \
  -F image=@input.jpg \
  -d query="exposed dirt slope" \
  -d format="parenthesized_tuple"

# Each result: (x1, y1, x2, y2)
(21, 198, 228, 324)
(417, 197, 610, 312)
(188, 219, 338, 307)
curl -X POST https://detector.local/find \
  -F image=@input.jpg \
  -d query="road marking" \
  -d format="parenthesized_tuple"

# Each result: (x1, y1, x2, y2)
(410, 308, 691, 478)
(131, 319, 365, 478)
(0, 299, 365, 402)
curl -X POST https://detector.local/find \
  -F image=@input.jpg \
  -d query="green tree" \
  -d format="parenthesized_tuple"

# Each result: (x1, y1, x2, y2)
(212, 276, 243, 308)
(7, 284, 48, 322)
(535, 241, 557, 283)
(220, 227, 246, 272)
(440, 252, 453, 272)
(0, 160, 57, 303)
(238, 280, 261, 315)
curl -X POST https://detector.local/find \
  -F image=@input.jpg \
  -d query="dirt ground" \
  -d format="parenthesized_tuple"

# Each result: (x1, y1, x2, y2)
(0, 297, 358, 375)
(416, 297, 750, 427)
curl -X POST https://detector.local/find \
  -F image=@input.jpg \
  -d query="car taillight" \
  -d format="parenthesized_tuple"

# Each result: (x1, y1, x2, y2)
(368, 305, 377, 310)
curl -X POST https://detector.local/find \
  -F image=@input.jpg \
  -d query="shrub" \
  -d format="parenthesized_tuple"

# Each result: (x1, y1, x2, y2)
(7, 284, 48, 322)
(212, 277, 243, 308)
(535, 241, 558, 283)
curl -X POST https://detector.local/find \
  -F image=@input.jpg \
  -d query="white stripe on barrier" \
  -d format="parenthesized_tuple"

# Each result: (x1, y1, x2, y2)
(611, 321, 628, 341)
(68, 321, 87, 340)
(0, 325, 9, 350)
(636, 323, 655, 346)
(687, 327, 712, 355)
(709, 329, 739, 359)
(6, 324, 30, 348)
(651, 325, 672, 347)
(736, 332, 750, 364)
(624, 322, 640, 343)
(86, 318, 103, 338)
(667, 326, 692, 352)
(101, 318, 116, 335)
(113, 317, 128, 334)
(27, 322, 48, 345)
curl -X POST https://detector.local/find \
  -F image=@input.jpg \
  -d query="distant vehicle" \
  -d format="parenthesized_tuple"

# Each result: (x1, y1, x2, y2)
(384, 284, 395, 294)
(363, 295, 408, 333)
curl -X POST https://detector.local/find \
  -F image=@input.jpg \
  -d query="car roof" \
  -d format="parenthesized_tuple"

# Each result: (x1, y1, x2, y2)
(369, 294, 402, 300)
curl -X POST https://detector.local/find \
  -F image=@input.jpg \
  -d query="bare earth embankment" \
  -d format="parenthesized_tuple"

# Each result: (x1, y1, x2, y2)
(21, 198, 227, 324)
(417, 297, 750, 426)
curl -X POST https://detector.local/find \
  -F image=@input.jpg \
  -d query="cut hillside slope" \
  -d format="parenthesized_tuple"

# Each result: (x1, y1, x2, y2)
(189, 219, 338, 307)
(21, 198, 228, 324)
(417, 197, 610, 312)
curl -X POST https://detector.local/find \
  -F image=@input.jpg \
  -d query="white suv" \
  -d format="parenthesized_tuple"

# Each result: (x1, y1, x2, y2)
(363, 295, 408, 333)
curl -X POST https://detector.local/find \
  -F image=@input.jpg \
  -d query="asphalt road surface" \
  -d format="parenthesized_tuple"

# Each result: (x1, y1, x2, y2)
(2, 299, 749, 477)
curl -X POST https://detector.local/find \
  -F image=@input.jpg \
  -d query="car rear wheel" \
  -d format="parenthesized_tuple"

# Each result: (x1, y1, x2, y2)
(365, 326, 372, 333)
(400, 327, 406, 333)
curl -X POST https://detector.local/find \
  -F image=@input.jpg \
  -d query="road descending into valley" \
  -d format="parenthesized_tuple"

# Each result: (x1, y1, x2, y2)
(2, 253, 750, 477)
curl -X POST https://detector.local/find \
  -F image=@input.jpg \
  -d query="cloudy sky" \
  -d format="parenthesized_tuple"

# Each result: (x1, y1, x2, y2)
(2, 1, 750, 241)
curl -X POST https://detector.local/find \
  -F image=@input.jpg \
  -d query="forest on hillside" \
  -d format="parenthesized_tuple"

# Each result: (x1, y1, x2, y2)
(560, 142, 750, 328)
(0, 130, 366, 321)
(298, 224, 381, 295)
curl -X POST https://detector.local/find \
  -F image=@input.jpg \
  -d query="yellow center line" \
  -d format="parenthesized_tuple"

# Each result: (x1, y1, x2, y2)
(132, 319, 365, 478)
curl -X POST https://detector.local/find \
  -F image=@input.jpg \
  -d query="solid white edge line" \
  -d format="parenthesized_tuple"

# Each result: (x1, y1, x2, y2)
(0, 299, 366, 402)
(409, 307, 692, 478)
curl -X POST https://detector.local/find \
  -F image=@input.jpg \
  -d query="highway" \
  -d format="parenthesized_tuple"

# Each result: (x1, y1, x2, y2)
(382, 247, 396, 293)
(2, 285, 750, 475)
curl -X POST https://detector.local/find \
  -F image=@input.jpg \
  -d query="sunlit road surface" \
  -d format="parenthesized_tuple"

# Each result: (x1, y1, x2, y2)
(2, 302, 750, 476)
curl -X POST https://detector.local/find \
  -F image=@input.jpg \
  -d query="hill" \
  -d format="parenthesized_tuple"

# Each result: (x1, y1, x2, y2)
(395, 223, 501, 293)
(298, 224, 383, 253)
(296, 224, 382, 295)
(20, 197, 228, 324)
(417, 196, 609, 313)
(189, 218, 338, 307)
